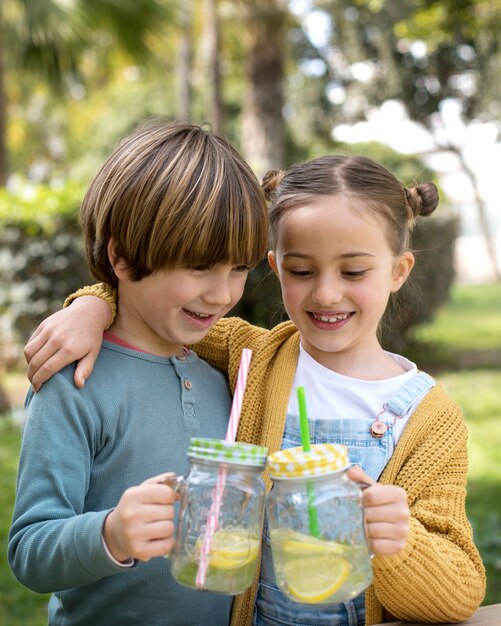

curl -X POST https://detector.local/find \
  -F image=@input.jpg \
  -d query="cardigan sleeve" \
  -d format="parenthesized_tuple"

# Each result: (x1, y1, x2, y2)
(369, 388, 486, 623)
(193, 317, 269, 382)
(64, 282, 118, 326)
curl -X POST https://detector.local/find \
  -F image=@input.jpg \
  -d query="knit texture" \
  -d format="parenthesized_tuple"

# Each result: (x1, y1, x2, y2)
(64, 282, 117, 327)
(66, 285, 486, 625)
(195, 317, 486, 626)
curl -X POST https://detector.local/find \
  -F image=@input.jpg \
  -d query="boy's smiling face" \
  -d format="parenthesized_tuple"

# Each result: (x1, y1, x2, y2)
(268, 195, 414, 373)
(109, 259, 249, 356)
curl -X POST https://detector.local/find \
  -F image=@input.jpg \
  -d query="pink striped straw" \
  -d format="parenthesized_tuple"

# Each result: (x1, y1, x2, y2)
(226, 348, 252, 443)
(196, 348, 253, 588)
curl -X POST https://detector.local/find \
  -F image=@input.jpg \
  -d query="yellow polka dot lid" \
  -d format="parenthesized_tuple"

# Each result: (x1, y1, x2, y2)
(268, 443, 349, 479)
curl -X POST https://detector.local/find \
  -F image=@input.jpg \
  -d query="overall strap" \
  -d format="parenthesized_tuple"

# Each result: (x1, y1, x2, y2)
(385, 371, 435, 418)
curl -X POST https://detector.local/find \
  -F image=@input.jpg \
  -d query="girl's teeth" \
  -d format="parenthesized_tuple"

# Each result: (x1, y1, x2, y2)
(313, 313, 349, 323)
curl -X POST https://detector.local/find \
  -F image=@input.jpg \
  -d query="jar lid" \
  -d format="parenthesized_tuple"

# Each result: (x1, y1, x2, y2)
(188, 437, 268, 468)
(268, 443, 349, 479)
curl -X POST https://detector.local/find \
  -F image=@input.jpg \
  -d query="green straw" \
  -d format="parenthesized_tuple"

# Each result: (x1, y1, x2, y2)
(296, 386, 320, 538)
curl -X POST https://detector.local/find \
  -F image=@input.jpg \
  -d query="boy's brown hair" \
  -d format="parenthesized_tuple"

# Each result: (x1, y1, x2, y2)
(81, 118, 269, 286)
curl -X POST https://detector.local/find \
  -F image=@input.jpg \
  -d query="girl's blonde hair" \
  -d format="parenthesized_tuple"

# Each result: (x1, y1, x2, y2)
(81, 118, 269, 285)
(262, 155, 439, 255)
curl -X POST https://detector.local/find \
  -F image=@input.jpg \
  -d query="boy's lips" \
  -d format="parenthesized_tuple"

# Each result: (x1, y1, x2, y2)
(182, 309, 219, 329)
(183, 309, 213, 320)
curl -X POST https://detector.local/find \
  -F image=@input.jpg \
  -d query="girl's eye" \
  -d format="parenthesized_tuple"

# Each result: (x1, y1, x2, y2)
(343, 270, 367, 278)
(234, 264, 250, 272)
(290, 269, 313, 277)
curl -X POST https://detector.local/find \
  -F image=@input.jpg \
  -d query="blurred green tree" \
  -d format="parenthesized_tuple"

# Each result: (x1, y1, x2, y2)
(291, 0, 501, 279)
(0, 0, 173, 185)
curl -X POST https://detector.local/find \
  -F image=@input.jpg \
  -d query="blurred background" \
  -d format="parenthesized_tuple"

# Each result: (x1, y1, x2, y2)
(0, 1, 500, 624)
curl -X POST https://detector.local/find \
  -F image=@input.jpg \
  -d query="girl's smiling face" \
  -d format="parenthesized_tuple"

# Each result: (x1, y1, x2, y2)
(268, 195, 414, 373)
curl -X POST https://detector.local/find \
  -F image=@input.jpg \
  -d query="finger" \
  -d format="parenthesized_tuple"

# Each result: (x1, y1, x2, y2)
(142, 519, 176, 540)
(347, 465, 377, 487)
(29, 350, 73, 391)
(365, 519, 410, 539)
(135, 536, 176, 562)
(369, 536, 407, 557)
(24, 329, 47, 364)
(73, 352, 98, 388)
(126, 483, 178, 505)
(362, 485, 408, 508)
(141, 472, 177, 486)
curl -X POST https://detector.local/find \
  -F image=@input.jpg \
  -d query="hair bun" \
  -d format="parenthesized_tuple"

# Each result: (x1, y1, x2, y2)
(405, 182, 439, 218)
(262, 169, 285, 200)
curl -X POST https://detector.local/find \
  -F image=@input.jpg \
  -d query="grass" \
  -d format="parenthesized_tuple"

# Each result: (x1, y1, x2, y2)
(408, 282, 501, 370)
(0, 419, 50, 625)
(0, 282, 500, 624)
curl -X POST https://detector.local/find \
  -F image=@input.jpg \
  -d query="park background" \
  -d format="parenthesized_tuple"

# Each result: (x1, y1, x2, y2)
(0, 1, 500, 624)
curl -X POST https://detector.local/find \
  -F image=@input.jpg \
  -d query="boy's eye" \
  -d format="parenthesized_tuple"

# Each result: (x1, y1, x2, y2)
(191, 264, 211, 271)
(234, 264, 250, 272)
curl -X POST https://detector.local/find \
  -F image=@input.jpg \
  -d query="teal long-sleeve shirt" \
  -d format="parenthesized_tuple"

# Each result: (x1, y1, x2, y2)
(8, 341, 233, 626)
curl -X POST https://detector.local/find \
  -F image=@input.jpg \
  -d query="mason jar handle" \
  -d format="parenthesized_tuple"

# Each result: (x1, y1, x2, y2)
(158, 472, 185, 493)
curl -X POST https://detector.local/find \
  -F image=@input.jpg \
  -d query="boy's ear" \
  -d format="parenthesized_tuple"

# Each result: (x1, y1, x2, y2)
(267, 250, 279, 277)
(391, 251, 415, 292)
(107, 239, 130, 280)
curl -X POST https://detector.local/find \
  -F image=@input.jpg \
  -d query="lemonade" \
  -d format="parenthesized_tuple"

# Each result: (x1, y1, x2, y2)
(270, 528, 373, 604)
(172, 528, 260, 594)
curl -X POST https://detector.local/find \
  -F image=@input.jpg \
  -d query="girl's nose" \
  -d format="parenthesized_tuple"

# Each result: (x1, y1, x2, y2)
(312, 277, 342, 306)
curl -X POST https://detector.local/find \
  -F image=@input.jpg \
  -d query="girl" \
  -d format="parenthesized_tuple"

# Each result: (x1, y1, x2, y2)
(24, 155, 485, 625)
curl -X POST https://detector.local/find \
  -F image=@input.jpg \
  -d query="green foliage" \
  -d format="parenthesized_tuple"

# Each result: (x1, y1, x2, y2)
(0, 183, 91, 348)
(0, 182, 82, 229)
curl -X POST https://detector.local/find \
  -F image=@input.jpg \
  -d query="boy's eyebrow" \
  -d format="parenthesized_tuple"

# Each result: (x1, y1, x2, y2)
(282, 251, 375, 259)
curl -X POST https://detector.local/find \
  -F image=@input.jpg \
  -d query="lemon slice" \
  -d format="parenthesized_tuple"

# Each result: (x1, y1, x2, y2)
(283, 553, 350, 603)
(280, 530, 345, 556)
(198, 529, 259, 570)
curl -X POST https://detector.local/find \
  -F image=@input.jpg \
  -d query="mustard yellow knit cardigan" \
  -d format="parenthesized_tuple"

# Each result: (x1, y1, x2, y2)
(66, 286, 486, 625)
(194, 318, 486, 626)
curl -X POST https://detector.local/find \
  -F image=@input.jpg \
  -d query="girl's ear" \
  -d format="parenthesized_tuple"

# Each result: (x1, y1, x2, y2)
(267, 250, 279, 277)
(107, 239, 130, 280)
(391, 251, 415, 293)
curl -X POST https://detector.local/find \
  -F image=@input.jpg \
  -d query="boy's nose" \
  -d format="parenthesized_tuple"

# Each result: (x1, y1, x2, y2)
(205, 280, 233, 306)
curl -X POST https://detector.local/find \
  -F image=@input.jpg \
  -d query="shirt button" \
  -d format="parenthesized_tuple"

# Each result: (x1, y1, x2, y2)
(183, 379, 193, 390)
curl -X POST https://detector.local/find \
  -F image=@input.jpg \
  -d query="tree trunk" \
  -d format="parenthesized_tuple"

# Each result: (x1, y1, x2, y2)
(0, 0, 8, 186)
(240, 0, 287, 179)
(177, 1, 193, 121)
(452, 146, 501, 282)
(204, 0, 224, 133)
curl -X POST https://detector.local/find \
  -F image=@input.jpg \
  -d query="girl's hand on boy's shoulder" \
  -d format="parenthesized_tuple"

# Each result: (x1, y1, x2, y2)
(103, 473, 178, 563)
(24, 296, 111, 391)
(348, 465, 410, 557)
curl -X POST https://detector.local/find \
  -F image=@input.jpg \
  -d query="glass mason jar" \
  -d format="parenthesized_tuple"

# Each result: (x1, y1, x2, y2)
(266, 443, 373, 605)
(169, 437, 268, 595)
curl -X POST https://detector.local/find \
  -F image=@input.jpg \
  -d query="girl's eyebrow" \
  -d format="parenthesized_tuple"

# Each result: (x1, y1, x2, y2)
(282, 251, 375, 259)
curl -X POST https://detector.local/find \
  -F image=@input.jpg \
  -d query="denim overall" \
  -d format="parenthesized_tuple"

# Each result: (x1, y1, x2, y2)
(254, 372, 435, 626)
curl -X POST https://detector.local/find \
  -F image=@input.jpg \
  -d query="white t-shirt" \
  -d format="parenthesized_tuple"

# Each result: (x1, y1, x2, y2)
(288, 346, 423, 445)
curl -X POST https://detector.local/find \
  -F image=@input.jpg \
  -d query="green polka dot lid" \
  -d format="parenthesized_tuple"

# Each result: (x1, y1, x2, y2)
(188, 437, 268, 468)
(268, 443, 349, 479)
